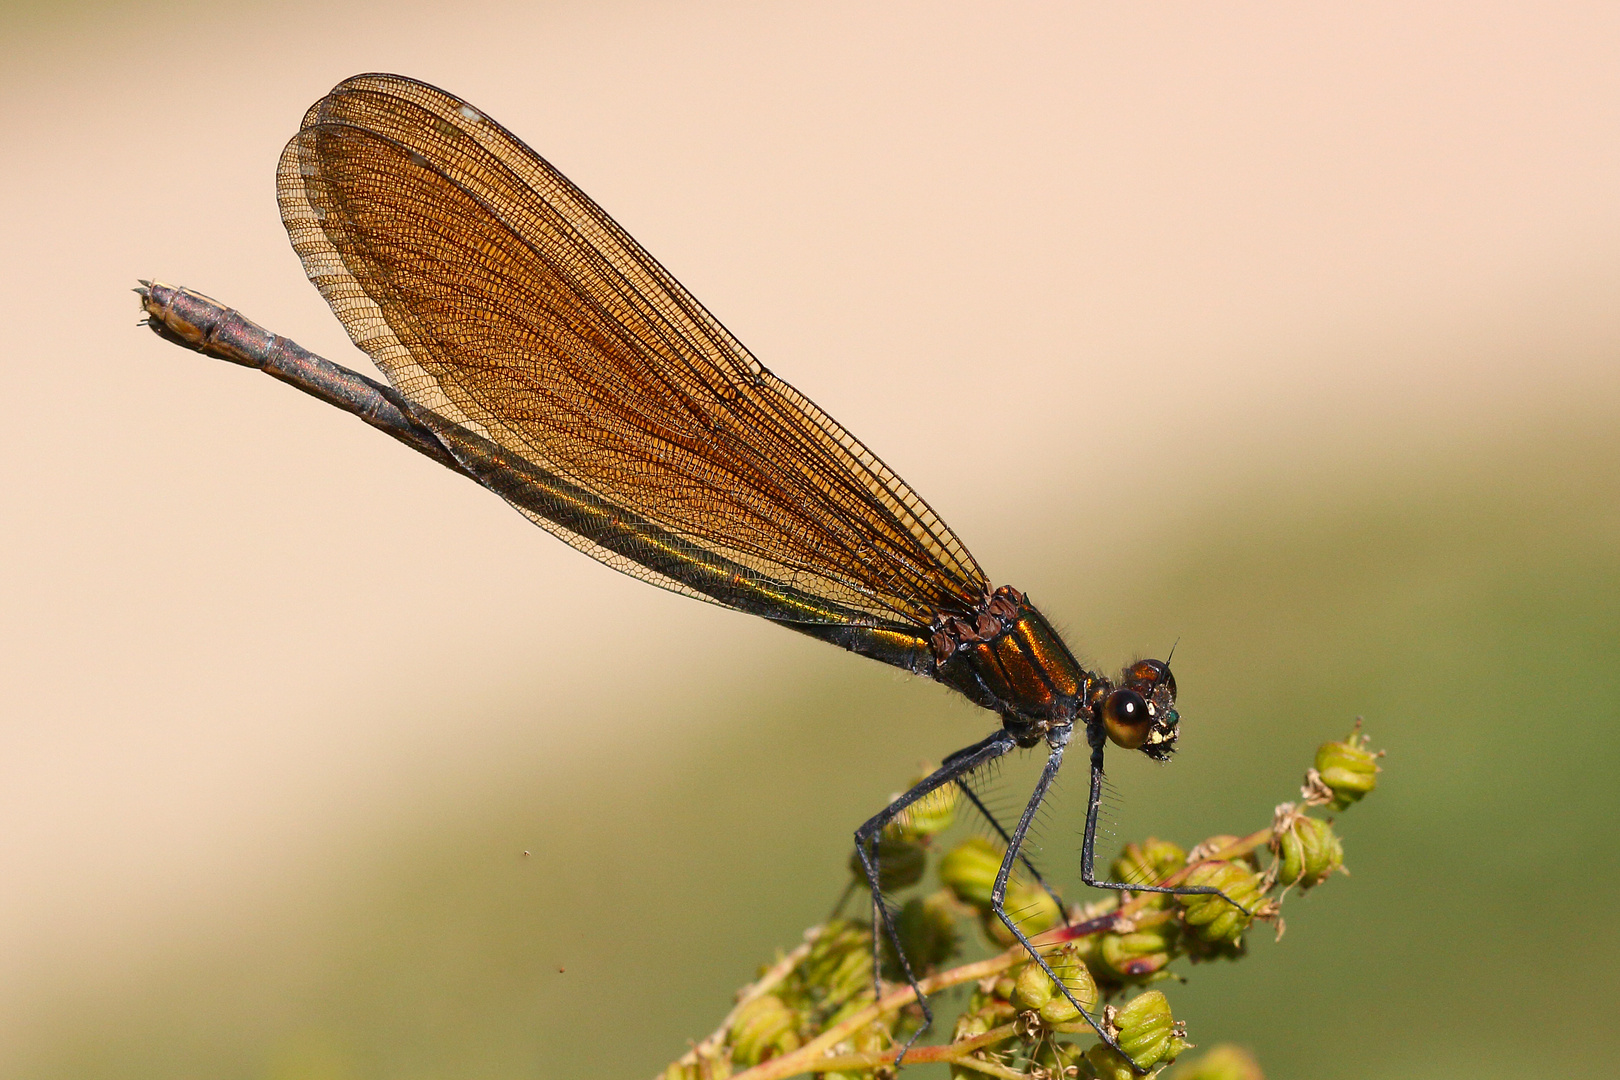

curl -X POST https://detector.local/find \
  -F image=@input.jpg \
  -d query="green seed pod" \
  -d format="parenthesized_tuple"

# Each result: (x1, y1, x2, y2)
(695, 1049, 732, 1080)
(984, 881, 1063, 947)
(1114, 990, 1186, 1069)
(1275, 815, 1343, 890)
(952, 1011, 990, 1041)
(1012, 943, 1098, 1022)
(1273, 823, 1304, 889)
(1112, 837, 1187, 897)
(1085, 1044, 1140, 1080)
(939, 836, 1004, 909)
(1012, 959, 1054, 1011)
(948, 1012, 995, 1080)
(849, 834, 927, 892)
(1313, 727, 1381, 811)
(1097, 920, 1178, 982)
(1296, 815, 1344, 887)
(1166, 1044, 1264, 1080)
(1178, 862, 1264, 944)
(728, 994, 801, 1066)
(895, 770, 960, 838)
(884, 891, 960, 976)
(796, 920, 873, 1009)
(1037, 943, 1099, 1024)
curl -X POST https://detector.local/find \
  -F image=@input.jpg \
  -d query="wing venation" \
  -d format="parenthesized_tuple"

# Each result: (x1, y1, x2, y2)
(276, 73, 987, 628)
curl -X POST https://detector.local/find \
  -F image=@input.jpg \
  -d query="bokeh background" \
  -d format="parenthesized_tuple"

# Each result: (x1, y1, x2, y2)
(3, 2, 1617, 1078)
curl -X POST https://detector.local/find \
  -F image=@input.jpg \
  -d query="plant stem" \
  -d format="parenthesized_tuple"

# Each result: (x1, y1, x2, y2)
(808, 1022, 1022, 1077)
(729, 922, 1110, 1080)
(710, 821, 1284, 1080)
(671, 931, 820, 1072)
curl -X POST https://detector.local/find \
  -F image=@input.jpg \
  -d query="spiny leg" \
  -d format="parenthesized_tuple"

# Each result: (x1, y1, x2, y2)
(853, 728, 1017, 1065)
(1080, 739, 1252, 913)
(954, 776, 1070, 926)
(987, 727, 1133, 1061)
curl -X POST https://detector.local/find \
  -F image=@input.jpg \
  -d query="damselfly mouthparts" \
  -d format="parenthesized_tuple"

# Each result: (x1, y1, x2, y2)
(138, 73, 1244, 1067)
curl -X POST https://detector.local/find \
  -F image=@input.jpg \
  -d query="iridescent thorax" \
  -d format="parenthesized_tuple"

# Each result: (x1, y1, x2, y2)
(930, 586, 1180, 755)
(930, 585, 1088, 742)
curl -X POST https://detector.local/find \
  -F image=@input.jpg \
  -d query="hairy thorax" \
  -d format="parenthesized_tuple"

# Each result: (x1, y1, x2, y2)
(930, 586, 1096, 745)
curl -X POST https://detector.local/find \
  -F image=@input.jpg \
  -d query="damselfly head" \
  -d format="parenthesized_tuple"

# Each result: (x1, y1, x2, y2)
(1101, 658, 1180, 760)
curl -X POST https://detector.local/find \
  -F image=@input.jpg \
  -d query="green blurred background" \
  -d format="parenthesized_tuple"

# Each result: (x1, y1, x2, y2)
(15, 422, 1618, 1080)
(2, 3, 1617, 1079)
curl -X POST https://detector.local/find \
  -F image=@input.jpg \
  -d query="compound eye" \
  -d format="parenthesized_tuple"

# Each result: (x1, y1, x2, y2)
(1103, 688, 1152, 750)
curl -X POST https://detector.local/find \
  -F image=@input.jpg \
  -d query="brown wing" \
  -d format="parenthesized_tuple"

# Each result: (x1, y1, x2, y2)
(276, 73, 987, 629)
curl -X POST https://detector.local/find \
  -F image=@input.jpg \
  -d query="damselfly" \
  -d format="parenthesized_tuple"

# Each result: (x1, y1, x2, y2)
(137, 73, 1242, 1066)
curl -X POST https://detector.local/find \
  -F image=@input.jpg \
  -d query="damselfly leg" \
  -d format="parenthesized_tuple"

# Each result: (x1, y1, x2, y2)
(1080, 737, 1254, 913)
(852, 730, 1017, 1061)
(954, 776, 1071, 926)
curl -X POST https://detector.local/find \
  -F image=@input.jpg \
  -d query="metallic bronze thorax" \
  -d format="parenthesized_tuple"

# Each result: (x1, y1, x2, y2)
(930, 586, 1096, 744)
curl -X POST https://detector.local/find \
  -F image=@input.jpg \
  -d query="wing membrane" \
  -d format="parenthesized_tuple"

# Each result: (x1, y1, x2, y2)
(276, 73, 987, 628)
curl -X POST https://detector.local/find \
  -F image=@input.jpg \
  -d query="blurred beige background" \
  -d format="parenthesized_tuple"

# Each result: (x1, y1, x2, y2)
(2, 2, 1617, 1078)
